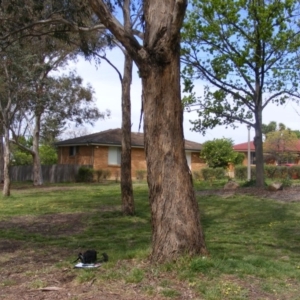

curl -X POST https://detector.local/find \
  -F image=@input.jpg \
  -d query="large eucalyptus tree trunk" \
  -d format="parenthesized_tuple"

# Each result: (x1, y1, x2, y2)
(89, 0, 207, 263)
(121, 53, 134, 215)
(141, 44, 206, 262)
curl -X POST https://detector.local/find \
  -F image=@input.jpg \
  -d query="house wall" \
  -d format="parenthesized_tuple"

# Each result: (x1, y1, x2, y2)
(93, 146, 147, 180)
(191, 152, 206, 171)
(57, 146, 205, 180)
(58, 146, 94, 165)
(131, 148, 147, 177)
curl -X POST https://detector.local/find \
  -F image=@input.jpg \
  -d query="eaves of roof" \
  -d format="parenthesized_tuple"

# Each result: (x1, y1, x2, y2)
(55, 128, 202, 151)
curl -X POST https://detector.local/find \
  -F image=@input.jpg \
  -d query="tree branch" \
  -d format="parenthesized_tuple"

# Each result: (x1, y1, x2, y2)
(88, 0, 145, 68)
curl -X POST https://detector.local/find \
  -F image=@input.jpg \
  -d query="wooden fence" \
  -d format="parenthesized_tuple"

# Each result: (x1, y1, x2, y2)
(9, 164, 92, 183)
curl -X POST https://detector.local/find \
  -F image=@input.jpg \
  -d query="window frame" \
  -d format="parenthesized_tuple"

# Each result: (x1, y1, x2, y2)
(108, 146, 121, 166)
(69, 146, 79, 157)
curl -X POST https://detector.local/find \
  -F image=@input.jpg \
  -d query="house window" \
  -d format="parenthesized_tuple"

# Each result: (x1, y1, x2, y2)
(108, 147, 121, 165)
(69, 146, 79, 156)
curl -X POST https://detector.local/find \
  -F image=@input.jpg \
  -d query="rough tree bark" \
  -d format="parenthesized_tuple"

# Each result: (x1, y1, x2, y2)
(3, 126, 10, 196)
(121, 53, 135, 215)
(0, 133, 4, 183)
(142, 47, 207, 262)
(254, 103, 264, 187)
(32, 114, 43, 186)
(89, 0, 207, 262)
(120, 0, 134, 215)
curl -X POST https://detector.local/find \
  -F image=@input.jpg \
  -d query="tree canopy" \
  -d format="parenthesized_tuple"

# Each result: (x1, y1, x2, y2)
(264, 129, 299, 165)
(181, 0, 300, 187)
(262, 121, 300, 140)
(201, 138, 244, 168)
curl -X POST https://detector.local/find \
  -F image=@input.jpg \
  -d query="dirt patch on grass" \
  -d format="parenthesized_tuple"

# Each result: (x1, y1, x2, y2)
(0, 213, 87, 237)
(0, 249, 174, 300)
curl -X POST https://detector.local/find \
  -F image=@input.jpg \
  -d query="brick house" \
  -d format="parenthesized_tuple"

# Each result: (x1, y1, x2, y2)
(55, 128, 205, 180)
(233, 141, 300, 166)
(233, 141, 256, 166)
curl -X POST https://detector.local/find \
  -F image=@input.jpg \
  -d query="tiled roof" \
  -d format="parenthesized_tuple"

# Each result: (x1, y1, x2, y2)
(55, 128, 202, 151)
(233, 141, 255, 151)
(233, 140, 300, 152)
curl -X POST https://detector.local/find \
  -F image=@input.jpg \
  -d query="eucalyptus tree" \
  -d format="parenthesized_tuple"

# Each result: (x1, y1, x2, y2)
(182, 0, 300, 187)
(88, 0, 207, 262)
(0, 0, 105, 52)
(0, 0, 108, 187)
(12, 68, 104, 186)
(1, 0, 137, 215)
(0, 44, 35, 196)
(90, 0, 142, 216)
(102, 1, 143, 216)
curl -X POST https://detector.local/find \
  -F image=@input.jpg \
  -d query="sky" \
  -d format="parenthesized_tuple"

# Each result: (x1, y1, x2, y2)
(64, 49, 300, 146)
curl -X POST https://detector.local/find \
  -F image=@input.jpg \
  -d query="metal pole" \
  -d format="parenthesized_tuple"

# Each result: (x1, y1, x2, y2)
(247, 125, 251, 181)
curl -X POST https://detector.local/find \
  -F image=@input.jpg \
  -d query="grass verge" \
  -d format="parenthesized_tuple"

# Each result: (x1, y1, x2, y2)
(0, 182, 299, 299)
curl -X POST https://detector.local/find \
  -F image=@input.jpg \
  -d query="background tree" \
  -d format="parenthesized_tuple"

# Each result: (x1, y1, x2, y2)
(10, 136, 33, 166)
(0, 0, 109, 188)
(1, 0, 136, 216)
(0, 43, 34, 196)
(264, 130, 299, 165)
(10, 137, 58, 166)
(201, 138, 244, 169)
(86, 0, 144, 216)
(262, 121, 277, 139)
(182, 0, 300, 188)
(262, 121, 300, 140)
(39, 144, 58, 165)
(88, 0, 207, 262)
(292, 130, 300, 139)
(11, 39, 104, 185)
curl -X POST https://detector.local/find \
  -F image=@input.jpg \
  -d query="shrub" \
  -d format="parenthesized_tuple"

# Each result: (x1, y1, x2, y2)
(114, 170, 120, 182)
(276, 166, 289, 179)
(102, 169, 111, 180)
(192, 170, 203, 181)
(201, 167, 226, 181)
(136, 170, 147, 181)
(281, 176, 292, 188)
(94, 169, 112, 182)
(235, 166, 256, 180)
(264, 165, 278, 179)
(94, 169, 103, 182)
(201, 168, 215, 181)
(214, 167, 226, 179)
(234, 166, 247, 180)
(288, 165, 300, 179)
(77, 166, 94, 182)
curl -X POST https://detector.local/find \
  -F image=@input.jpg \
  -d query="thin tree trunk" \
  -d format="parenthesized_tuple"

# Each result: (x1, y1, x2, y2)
(32, 114, 43, 186)
(3, 127, 10, 196)
(254, 108, 265, 187)
(0, 133, 4, 183)
(121, 53, 134, 215)
(142, 50, 207, 263)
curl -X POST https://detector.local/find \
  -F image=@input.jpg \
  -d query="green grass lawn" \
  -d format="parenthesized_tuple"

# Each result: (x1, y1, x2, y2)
(0, 181, 300, 299)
